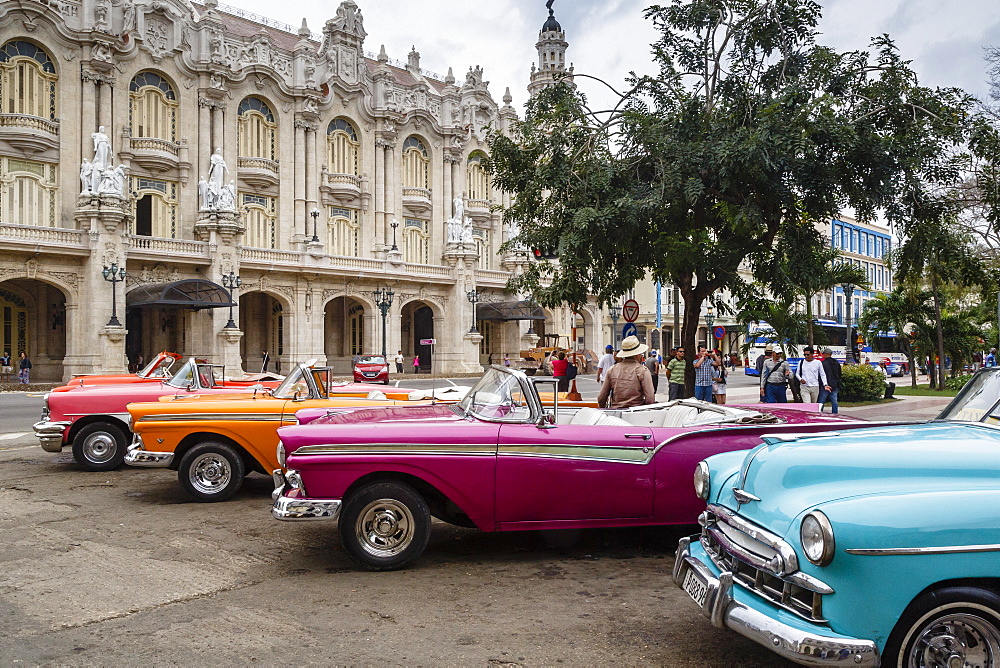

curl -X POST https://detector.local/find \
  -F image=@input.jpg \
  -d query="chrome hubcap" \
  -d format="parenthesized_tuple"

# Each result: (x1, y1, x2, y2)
(188, 453, 232, 494)
(83, 432, 117, 463)
(911, 613, 1000, 667)
(355, 499, 414, 558)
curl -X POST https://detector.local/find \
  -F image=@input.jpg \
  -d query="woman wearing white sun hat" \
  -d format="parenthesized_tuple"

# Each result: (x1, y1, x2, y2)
(597, 335, 655, 408)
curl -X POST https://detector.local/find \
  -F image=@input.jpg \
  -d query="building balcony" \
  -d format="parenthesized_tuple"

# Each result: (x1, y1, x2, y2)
(466, 198, 493, 223)
(0, 113, 60, 153)
(124, 136, 181, 173)
(128, 235, 211, 263)
(321, 171, 365, 208)
(402, 187, 433, 216)
(0, 222, 88, 255)
(238, 156, 280, 189)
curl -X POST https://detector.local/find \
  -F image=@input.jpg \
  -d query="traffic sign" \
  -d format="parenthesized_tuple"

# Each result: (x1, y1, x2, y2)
(420, 338, 437, 345)
(622, 299, 640, 323)
(622, 322, 638, 339)
(713, 326, 726, 340)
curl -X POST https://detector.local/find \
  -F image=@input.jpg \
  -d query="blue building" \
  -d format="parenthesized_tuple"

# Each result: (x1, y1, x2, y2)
(826, 215, 892, 325)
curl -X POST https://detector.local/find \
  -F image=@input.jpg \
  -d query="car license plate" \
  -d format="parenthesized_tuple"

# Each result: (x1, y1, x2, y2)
(682, 567, 709, 609)
(364, 372, 377, 377)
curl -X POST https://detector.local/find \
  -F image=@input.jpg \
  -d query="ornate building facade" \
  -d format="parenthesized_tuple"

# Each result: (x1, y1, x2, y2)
(0, 0, 599, 379)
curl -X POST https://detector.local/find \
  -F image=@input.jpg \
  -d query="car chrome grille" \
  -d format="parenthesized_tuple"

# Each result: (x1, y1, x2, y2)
(701, 505, 827, 623)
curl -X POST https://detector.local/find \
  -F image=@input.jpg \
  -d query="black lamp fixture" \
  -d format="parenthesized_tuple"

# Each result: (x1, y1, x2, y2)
(310, 207, 320, 243)
(101, 262, 127, 326)
(705, 305, 715, 331)
(372, 287, 394, 358)
(222, 271, 242, 329)
(466, 289, 479, 333)
(390, 219, 399, 251)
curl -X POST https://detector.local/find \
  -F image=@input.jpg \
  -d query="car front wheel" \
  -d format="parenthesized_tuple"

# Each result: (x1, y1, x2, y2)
(339, 481, 431, 571)
(177, 442, 245, 502)
(885, 586, 1000, 668)
(72, 422, 128, 471)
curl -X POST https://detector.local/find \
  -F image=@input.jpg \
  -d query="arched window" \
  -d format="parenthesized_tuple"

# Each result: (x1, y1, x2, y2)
(129, 71, 177, 141)
(403, 218, 430, 264)
(242, 193, 277, 249)
(130, 176, 178, 238)
(0, 288, 29, 359)
(348, 303, 364, 356)
(327, 118, 359, 176)
(474, 227, 492, 271)
(0, 40, 57, 121)
(327, 206, 359, 257)
(1, 158, 57, 227)
(238, 97, 277, 162)
(467, 151, 491, 203)
(401, 136, 429, 190)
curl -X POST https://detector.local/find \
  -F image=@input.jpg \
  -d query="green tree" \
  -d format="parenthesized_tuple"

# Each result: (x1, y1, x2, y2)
(488, 0, 978, 395)
(735, 292, 809, 358)
(858, 286, 934, 387)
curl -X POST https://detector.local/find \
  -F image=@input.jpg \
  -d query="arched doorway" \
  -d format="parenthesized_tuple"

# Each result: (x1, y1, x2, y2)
(0, 278, 67, 381)
(401, 300, 434, 373)
(240, 291, 287, 374)
(324, 296, 368, 373)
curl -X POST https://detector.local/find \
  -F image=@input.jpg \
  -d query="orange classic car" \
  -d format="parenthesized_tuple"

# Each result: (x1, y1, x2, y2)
(125, 362, 469, 502)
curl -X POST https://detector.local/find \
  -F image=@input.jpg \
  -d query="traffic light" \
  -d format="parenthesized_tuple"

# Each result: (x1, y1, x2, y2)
(532, 247, 558, 260)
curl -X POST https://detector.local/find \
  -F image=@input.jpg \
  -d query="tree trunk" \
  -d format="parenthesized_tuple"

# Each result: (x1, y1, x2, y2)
(680, 287, 713, 398)
(904, 339, 918, 388)
(805, 296, 815, 347)
(932, 278, 946, 391)
(843, 286, 854, 363)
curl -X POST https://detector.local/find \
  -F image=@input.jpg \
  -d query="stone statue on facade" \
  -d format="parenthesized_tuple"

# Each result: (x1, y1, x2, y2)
(200, 149, 237, 211)
(98, 164, 127, 196)
(122, 0, 136, 35)
(461, 217, 474, 245)
(80, 159, 93, 194)
(217, 180, 236, 210)
(91, 126, 111, 189)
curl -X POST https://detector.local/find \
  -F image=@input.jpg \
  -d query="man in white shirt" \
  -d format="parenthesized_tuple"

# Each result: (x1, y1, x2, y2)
(596, 345, 616, 383)
(796, 347, 830, 403)
(394, 350, 404, 374)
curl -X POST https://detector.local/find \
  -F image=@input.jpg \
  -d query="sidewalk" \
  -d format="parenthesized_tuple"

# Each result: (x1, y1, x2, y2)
(722, 385, 951, 421)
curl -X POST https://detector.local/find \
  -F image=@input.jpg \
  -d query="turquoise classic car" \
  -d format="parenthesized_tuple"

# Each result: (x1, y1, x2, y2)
(672, 369, 1000, 667)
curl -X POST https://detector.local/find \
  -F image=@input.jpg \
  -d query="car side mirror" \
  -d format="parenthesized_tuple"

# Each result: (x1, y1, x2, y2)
(535, 412, 556, 429)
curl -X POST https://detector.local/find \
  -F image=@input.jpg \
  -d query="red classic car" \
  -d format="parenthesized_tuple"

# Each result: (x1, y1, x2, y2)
(271, 367, 864, 571)
(353, 355, 389, 384)
(33, 357, 283, 471)
(51, 351, 183, 392)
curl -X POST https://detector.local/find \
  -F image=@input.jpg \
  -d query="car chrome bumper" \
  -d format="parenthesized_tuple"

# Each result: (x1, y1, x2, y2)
(672, 537, 879, 667)
(33, 419, 71, 453)
(124, 436, 174, 467)
(271, 469, 341, 521)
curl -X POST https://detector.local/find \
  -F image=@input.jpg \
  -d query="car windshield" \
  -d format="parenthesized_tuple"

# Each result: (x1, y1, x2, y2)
(139, 354, 174, 378)
(938, 368, 1000, 423)
(356, 356, 386, 365)
(165, 361, 219, 389)
(457, 368, 532, 422)
(272, 365, 312, 399)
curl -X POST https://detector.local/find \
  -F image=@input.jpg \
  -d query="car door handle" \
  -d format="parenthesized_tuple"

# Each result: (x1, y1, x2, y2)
(624, 433, 651, 440)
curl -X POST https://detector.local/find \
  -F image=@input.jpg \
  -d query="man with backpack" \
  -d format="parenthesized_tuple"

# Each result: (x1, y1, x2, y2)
(759, 349, 791, 403)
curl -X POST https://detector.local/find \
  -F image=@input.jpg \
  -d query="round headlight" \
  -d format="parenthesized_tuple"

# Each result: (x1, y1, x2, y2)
(693, 461, 711, 500)
(276, 440, 286, 468)
(800, 511, 835, 566)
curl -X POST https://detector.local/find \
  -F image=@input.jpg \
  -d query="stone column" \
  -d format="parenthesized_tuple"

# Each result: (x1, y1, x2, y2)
(80, 73, 98, 160)
(374, 139, 386, 255)
(198, 98, 212, 181)
(383, 142, 396, 250)
(294, 120, 306, 241)
(211, 106, 224, 156)
(305, 124, 318, 232)
(97, 81, 113, 133)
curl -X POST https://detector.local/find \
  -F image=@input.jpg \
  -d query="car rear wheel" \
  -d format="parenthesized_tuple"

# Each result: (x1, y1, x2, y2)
(72, 422, 128, 471)
(884, 587, 1000, 668)
(339, 481, 431, 571)
(177, 442, 245, 502)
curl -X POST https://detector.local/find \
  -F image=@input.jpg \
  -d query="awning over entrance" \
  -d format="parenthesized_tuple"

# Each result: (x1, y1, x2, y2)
(476, 300, 546, 321)
(126, 279, 235, 310)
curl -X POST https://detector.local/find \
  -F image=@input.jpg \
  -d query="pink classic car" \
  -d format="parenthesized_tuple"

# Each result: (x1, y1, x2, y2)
(50, 351, 183, 392)
(271, 367, 863, 571)
(33, 357, 282, 472)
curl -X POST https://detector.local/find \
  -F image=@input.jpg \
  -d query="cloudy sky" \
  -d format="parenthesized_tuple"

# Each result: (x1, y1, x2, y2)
(223, 0, 1000, 114)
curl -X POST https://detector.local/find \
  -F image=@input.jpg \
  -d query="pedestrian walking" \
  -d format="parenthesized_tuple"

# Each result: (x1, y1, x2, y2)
(18, 351, 32, 384)
(818, 347, 841, 414)
(760, 349, 791, 403)
(796, 347, 829, 403)
(755, 344, 773, 375)
(413, 354, 420, 374)
(596, 345, 615, 383)
(260, 349, 270, 373)
(712, 349, 727, 404)
(597, 336, 655, 409)
(987, 349, 997, 368)
(503, 353, 511, 367)
(394, 350, 404, 374)
(644, 349, 660, 395)
(665, 347, 686, 400)
(0, 351, 11, 383)
(692, 346, 716, 402)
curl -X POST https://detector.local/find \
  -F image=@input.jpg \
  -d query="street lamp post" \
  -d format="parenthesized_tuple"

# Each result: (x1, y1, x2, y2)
(704, 305, 715, 350)
(371, 287, 394, 358)
(390, 219, 399, 251)
(101, 262, 127, 326)
(608, 304, 622, 347)
(222, 271, 242, 329)
(466, 289, 479, 333)
(310, 208, 320, 243)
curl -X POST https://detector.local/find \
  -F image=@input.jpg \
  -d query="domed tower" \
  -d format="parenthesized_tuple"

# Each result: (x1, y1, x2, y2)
(528, 0, 574, 97)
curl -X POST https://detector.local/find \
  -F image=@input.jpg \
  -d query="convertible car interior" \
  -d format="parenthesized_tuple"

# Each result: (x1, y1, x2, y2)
(554, 401, 779, 428)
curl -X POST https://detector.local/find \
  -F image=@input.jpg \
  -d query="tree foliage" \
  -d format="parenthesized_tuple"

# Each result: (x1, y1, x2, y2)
(488, 0, 981, 391)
